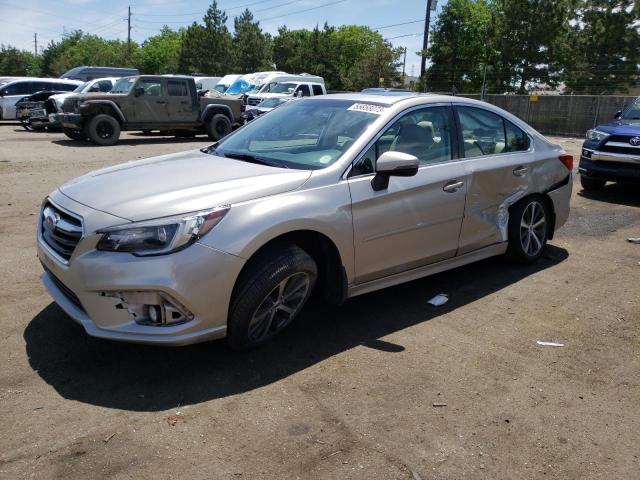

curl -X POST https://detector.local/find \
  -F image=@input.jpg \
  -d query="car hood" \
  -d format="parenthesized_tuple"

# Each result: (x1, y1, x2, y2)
(597, 119, 640, 135)
(59, 149, 312, 222)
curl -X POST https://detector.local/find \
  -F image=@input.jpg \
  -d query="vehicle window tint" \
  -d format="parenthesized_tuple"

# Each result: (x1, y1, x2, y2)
(350, 106, 453, 176)
(4, 82, 31, 95)
(140, 80, 162, 96)
(32, 81, 49, 92)
(59, 83, 79, 92)
(167, 80, 188, 96)
(296, 84, 311, 97)
(505, 120, 529, 152)
(457, 106, 507, 157)
(312, 84, 323, 96)
(97, 80, 113, 92)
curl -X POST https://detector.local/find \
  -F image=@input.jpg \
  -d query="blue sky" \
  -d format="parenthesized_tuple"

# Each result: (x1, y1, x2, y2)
(0, 0, 447, 75)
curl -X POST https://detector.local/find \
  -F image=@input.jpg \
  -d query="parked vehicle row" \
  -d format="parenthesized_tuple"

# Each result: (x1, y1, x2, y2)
(0, 78, 83, 119)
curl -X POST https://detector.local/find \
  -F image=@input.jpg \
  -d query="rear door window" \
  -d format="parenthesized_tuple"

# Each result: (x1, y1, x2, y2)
(312, 84, 323, 96)
(505, 120, 529, 152)
(167, 80, 189, 96)
(456, 106, 507, 157)
(296, 84, 311, 97)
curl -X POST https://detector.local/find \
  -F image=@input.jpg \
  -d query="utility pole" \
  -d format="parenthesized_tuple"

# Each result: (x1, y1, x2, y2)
(481, 63, 487, 100)
(402, 47, 407, 87)
(34, 32, 38, 56)
(420, 0, 436, 78)
(127, 6, 132, 57)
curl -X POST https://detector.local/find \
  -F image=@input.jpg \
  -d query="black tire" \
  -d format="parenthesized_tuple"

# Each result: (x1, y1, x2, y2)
(227, 245, 317, 350)
(580, 175, 606, 191)
(207, 113, 232, 141)
(86, 114, 120, 146)
(62, 127, 86, 141)
(505, 196, 550, 264)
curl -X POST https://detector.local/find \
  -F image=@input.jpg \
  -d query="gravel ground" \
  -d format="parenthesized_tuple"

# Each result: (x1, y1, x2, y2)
(0, 125, 638, 480)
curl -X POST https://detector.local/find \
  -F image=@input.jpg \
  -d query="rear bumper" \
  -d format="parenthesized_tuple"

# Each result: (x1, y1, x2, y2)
(50, 113, 83, 129)
(579, 154, 640, 184)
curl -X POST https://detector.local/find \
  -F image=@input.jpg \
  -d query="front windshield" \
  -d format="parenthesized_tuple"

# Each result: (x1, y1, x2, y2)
(269, 82, 296, 94)
(258, 97, 287, 108)
(74, 82, 89, 93)
(214, 84, 226, 93)
(226, 78, 256, 95)
(111, 77, 136, 94)
(621, 98, 640, 120)
(212, 98, 382, 170)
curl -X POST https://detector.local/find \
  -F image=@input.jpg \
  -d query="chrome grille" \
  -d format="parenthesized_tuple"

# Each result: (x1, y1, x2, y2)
(41, 202, 83, 261)
(601, 136, 640, 156)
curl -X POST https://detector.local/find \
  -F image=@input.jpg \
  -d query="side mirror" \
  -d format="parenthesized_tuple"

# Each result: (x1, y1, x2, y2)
(614, 110, 622, 119)
(371, 151, 419, 191)
(134, 86, 144, 97)
(296, 90, 303, 98)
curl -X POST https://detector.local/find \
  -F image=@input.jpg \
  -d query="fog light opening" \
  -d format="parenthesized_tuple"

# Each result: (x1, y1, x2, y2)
(102, 290, 194, 327)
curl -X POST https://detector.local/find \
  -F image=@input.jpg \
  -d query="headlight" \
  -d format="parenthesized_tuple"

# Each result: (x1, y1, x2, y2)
(97, 206, 229, 256)
(585, 129, 609, 142)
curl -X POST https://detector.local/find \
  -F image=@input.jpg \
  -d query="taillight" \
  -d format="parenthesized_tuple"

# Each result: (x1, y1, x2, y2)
(559, 153, 573, 171)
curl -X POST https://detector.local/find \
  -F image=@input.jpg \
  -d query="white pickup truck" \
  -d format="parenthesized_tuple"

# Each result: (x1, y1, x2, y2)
(246, 81, 326, 107)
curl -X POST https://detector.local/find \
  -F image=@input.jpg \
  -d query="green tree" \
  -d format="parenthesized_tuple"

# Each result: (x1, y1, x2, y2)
(232, 9, 272, 73)
(424, 0, 493, 93)
(563, 0, 640, 94)
(134, 27, 183, 74)
(179, 1, 233, 75)
(0, 46, 40, 76)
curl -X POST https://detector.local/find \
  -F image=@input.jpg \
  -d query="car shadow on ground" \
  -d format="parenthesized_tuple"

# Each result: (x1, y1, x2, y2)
(25, 246, 568, 412)
(578, 183, 640, 208)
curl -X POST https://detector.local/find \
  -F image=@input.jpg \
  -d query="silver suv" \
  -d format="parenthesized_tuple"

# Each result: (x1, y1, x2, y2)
(38, 93, 572, 348)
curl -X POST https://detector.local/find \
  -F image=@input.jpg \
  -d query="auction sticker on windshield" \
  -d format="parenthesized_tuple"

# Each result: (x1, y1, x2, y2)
(347, 103, 387, 114)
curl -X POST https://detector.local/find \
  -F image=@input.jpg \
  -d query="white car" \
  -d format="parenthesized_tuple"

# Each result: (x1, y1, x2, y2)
(246, 81, 326, 106)
(47, 77, 118, 113)
(0, 78, 82, 119)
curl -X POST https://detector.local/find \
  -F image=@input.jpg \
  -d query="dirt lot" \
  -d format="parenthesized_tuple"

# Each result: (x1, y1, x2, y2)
(0, 124, 638, 480)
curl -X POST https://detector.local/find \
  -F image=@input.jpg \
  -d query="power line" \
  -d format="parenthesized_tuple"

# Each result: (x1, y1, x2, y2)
(374, 19, 424, 30)
(257, 0, 347, 22)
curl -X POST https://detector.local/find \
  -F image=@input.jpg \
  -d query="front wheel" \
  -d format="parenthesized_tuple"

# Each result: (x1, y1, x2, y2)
(207, 113, 232, 141)
(506, 196, 549, 264)
(227, 245, 317, 349)
(580, 175, 606, 191)
(62, 127, 86, 141)
(86, 114, 120, 146)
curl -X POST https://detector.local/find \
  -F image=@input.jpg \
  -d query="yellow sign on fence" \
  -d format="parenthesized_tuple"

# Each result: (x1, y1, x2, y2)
(530, 95, 539, 102)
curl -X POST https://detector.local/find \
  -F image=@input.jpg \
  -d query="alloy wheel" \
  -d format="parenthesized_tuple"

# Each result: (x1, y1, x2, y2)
(520, 200, 546, 257)
(248, 272, 310, 343)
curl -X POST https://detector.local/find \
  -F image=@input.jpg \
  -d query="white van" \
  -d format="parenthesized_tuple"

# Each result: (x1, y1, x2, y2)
(246, 81, 326, 106)
(0, 78, 82, 119)
(224, 71, 288, 96)
(252, 73, 324, 95)
(193, 76, 222, 93)
(213, 74, 242, 94)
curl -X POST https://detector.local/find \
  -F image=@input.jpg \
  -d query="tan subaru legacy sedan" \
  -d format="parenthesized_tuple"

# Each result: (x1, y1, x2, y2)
(37, 93, 572, 348)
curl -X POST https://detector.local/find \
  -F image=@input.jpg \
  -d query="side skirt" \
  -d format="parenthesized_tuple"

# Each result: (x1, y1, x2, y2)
(347, 243, 508, 298)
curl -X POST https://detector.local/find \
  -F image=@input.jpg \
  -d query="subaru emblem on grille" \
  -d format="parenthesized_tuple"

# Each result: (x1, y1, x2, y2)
(43, 207, 60, 230)
(630, 136, 640, 146)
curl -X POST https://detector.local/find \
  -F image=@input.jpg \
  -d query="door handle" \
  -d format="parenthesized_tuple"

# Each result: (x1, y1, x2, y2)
(513, 166, 528, 176)
(443, 180, 465, 193)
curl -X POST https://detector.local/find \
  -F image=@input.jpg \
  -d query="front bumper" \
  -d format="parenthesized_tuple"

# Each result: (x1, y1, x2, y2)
(579, 150, 640, 184)
(37, 194, 246, 346)
(50, 113, 83, 129)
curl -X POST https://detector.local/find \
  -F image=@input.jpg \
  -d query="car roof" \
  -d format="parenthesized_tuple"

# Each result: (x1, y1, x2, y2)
(316, 92, 456, 106)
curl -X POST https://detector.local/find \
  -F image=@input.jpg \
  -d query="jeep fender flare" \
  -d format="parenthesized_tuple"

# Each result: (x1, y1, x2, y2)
(200, 104, 234, 124)
(82, 100, 126, 124)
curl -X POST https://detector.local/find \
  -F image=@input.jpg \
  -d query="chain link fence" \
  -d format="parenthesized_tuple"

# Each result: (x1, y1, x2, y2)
(443, 93, 637, 137)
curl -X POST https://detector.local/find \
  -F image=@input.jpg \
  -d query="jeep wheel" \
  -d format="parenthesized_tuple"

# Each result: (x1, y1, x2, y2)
(87, 114, 120, 146)
(62, 127, 86, 141)
(580, 175, 606, 191)
(207, 113, 232, 141)
(227, 245, 317, 349)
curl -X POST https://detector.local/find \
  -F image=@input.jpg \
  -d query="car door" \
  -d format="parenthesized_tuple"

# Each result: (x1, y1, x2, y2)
(348, 104, 469, 284)
(454, 105, 534, 255)
(1, 81, 32, 118)
(166, 79, 197, 122)
(128, 78, 167, 123)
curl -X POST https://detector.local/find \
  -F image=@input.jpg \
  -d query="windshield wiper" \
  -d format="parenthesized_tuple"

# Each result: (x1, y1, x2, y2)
(221, 151, 289, 169)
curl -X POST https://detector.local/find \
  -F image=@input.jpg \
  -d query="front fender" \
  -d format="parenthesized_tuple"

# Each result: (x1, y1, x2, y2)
(197, 182, 356, 284)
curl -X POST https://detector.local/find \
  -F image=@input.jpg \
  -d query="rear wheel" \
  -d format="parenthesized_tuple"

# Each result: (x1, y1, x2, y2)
(207, 113, 232, 141)
(506, 196, 549, 264)
(227, 245, 317, 349)
(86, 114, 120, 146)
(62, 127, 86, 141)
(580, 175, 606, 191)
